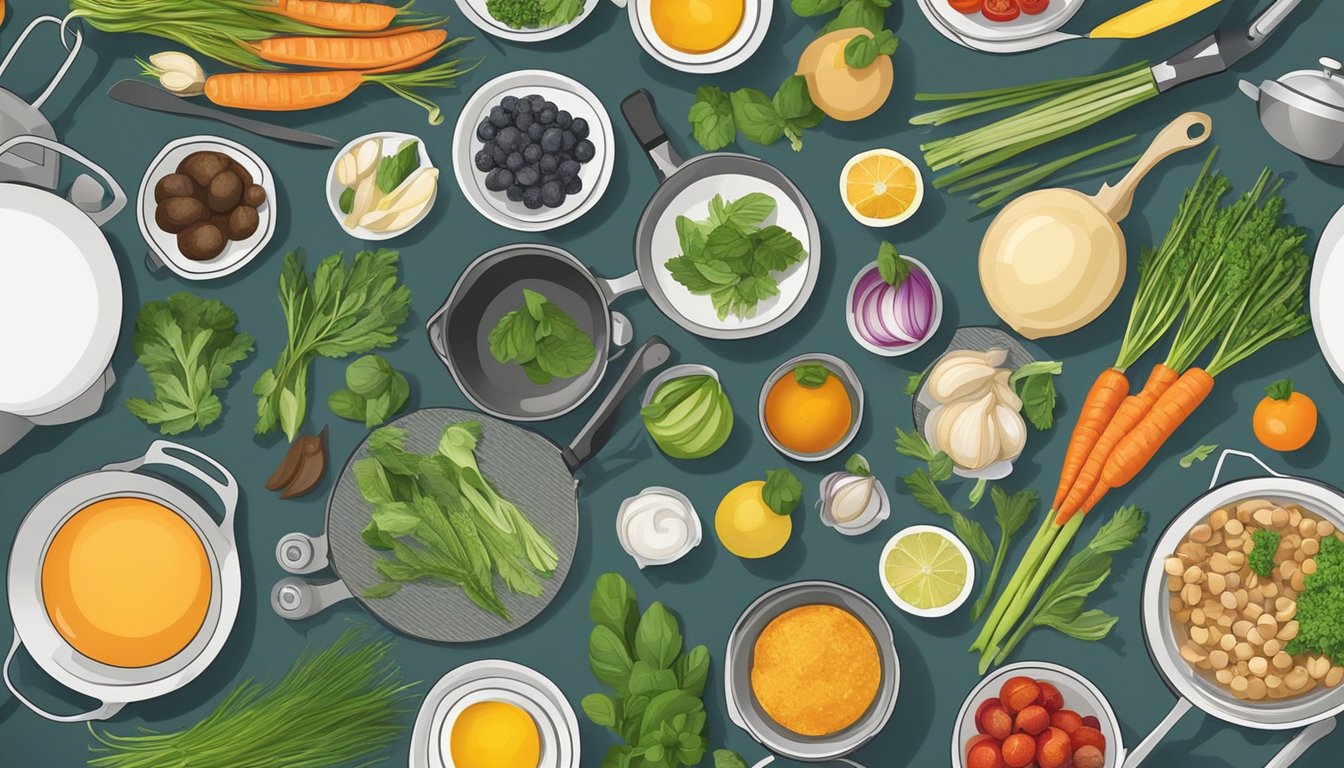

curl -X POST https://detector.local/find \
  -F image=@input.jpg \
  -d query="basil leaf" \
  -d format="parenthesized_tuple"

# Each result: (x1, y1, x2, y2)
(1036, 608, 1118, 641)
(589, 625, 635, 693)
(792, 363, 832, 388)
(844, 28, 898, 69)
(688, 86, 736, 152)
(714, 750, 750, 768)
(722, 192, 776, 231)
(876, 241, 911, 287)
(634, 602, 683, 670)
(791, 0, 841, 15)
(375, 140, 420, 193)
(822, 0, 883, 34)
(328, 388, 367, 421)
(844, 453, 872, 477)
(893, 427, 953, 481)
(674, 644, 710, 697)
(1265, 378, 1294, 400)
(582, 693, 620, 728)
(729, 88, 785, 146)
(762, 467, 803, 516)
(346, 354, 394, 397)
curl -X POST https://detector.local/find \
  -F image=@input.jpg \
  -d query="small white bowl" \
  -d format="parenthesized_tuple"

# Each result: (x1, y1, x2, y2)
(877, 524, 974, 618)
(845, 256, 943, 357)
(616, 486, 702, 569)
(454, 0, 601, 41)
(818, 472, 890, 536)
(325, 132, 436, 241)
(617, 0, 772, 74)
(758, 353, 864, 463)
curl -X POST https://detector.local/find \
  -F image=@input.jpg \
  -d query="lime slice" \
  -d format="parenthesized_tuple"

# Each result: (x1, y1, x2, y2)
(878, 526, 973, 617)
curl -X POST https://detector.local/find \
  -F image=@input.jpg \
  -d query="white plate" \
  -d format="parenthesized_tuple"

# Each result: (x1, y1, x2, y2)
(0, 185, 120, 416)
(410, 660, 580, 768)
(137, 136, 275, 281)
(650, 173, 812, 333)
(926, 0, 1084, 42)
(324, 132, 436, 241)
(455, 0, 601, 40)
(1310, 204, 1344, 384)
(623, 0, 772, 74)
(453, 70, 614, 232)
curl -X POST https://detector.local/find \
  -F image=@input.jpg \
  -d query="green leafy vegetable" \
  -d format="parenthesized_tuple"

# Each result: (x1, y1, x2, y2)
(844, 453, 871, 476)
(488, 289, 597, 384)
(664, 194, 807, 320)
(876, 241, 910, 287)
(327, 354, 410, 428)
(88, 627, 416, 768)
(688, 86, 736, 152)
(686, 76, 822, 152)
(126, 292, 254, 435)
(762, 468, 803, 516)
(1265, 378, 1295, 401)
(792, 363, 832, 388)
(1287, 535, 1344, 662)
(903, 467, 993, 564)
(821, 0, 886, 34)
(894, 427, 952, 482)
(375, 139, 419, 194)
(904, 371, 926, 396)
(1179, 444, 1219, 468)
(1249, 530, 1281, 578)
(254, 248, 411, 442)
(582, 574, 742, 768)
(1010, 360, 1063, 430)
(486, 0, 542, 27)
(971, 487, 1037, 621)
(539, 0, 585, 26)
(338, 186, 355, 214)
(844, 27, 897, 69)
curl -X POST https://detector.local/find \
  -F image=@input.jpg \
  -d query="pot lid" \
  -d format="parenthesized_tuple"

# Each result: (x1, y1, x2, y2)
(1273, 57, 1344, 111)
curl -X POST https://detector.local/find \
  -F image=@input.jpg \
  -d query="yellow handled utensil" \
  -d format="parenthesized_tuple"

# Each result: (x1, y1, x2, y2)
(1091, 0, 1225, 39)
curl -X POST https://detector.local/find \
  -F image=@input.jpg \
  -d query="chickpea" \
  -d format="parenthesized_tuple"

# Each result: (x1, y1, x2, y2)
(1220, 634, 1237, 652)
(1231, 675, 1250, 693)
(1249, 657, 1269, 677)
(1216, 668, 1235, 685)
(1165, 557, 1185, 576)
(1221, 591, 1239, 610)
(1226, 519, 1246, 536)
(1318, 520, 1335, 537)
(1235, 642, 1254, 661)
(1239, 499, 1273, 516)
(1210, 552, 1233, 573)
(1286, 667, 1310, 690)
(1226, 572, 1242, 589)
(1253, 508, 1275, 527)
(1190, 625, 1211, 646)
(1264, 638, 1283, 657)
(1302, 538, 1320, 557)
(1210, 649, 1230, 669)
(1191, 608, 1207, 627)
(1182, 583, 1203, 606)
(1272, 508, 1290, 528)
(1289, 508, 1302, 527)
(1206, 572, 1226, 595)
(1243, 602, 1264, 620)
(1273, 651, 1293, 671)
(1266, 673, 1283, 690)
(1191, 523, 1213, 543)
(1167, 575, 1184, 592)
(1184, 565, 1205, 584)
(1247, 677, 1268, 700)
(1211, 508, 1229, 529)
(1279, 620, 1300, 642)
(1328, 668, 1344, 688)
(1291, 571, 1307, 592)
(1300, 519, 1318, 538)
(1181, 644, 1208, 665)
(1275, 598, 1296, 623)
(1233, 620, 1252, 639)
(1309, 656, 1331, 679)
(1228, 551, 1246, 568)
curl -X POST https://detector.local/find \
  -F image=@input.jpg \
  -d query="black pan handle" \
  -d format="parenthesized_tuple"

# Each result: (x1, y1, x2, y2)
(562, 336, 671, 473)
(621, 89, 684, 183)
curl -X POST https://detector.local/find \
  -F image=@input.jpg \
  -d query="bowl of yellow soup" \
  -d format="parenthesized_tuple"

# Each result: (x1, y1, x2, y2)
(5, 441, 241, 722)
(615, 0, 771, 73)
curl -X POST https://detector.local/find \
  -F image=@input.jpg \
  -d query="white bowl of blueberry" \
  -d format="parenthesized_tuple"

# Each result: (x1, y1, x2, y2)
(453, 69, 614, 232)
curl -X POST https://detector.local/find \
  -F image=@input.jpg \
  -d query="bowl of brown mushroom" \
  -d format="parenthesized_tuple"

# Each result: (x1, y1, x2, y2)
(137, 135, 276, 281)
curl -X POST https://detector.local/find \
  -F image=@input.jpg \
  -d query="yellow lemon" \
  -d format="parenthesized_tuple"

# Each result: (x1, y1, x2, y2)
(715, 480, 792, 559)
(840, 149, 924, 227)
(449, 701, 541, 768)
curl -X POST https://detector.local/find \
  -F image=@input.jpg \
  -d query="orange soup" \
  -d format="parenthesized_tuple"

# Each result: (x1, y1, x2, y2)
(41, 497, 211, 668)
(763, 367, 853, 454)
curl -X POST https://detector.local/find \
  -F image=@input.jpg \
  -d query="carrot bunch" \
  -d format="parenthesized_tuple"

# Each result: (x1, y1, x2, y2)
(71, 0, 473, 123)
(972, 151, 1312, 672)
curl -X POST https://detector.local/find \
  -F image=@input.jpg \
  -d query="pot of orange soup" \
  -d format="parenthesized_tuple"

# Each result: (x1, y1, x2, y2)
(5, 441, 240, 722)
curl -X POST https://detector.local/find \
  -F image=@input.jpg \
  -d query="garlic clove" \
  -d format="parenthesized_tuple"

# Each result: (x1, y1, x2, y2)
(927, 356, 997, 403)
(343, 174, 382, 229)
(991, 369, 1022, 412)
(159, 69, 205, 97)
(335, 153, 359, 187)
(353, 139, 382, 180)
(830, 475, 875, 524)
(984, 348, 1008, 368)
(945, 392, 999, 470)
(374, 167, 437, 214)
(149, 51, 205, 81)
(994, 403, 1027, 461)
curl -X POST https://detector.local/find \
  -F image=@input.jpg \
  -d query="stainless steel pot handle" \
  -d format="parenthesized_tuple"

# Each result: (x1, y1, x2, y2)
(0, 135, 126, 227)
(1209, 448, 1286, 490)
(599, 270, 646, 301)
(271, 577, 355, 620)
(561, 336, 671, 473)
(1121, 697, 1193, 768)
(3, 633, 125, 723)
(104, 441, 240, 536)
(620, 89, 684, 182)
(276, 531, 331, 575)
(1264, 718, 1336, 767)
(0, 16, 81, 110)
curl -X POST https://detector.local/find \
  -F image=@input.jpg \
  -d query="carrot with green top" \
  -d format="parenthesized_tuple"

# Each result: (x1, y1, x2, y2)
(263, 0, 402, 31)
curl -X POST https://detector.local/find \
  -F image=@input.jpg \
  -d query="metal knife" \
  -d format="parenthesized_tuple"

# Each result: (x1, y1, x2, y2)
(106, 79, 341, 149)
(1151, 0, 1304, 92)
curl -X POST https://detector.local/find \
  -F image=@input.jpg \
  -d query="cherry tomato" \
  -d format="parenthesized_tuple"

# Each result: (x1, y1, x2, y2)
(981, 0, 1021, 21)
(950, 0, 983, 13)
(1019, 0, 1050, 14)
(1253, 379, 1317, 452)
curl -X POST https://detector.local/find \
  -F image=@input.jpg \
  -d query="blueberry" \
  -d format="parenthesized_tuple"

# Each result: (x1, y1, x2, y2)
(490, 144, 509, 164)
(515, 165, 540, 187)
(484, 167, 513, 192)
(515, 97, 532, 114)
(523, 143, 543, 164)
(539, 154, 559, 175)
(564, 176, 583, 195)
(541, 180, 565, 208)
(489, 106, 511, 128)
(500, 95, 519, 111)
(558, 159, 581, 180)
(574, 140, 596, 163)
(514, 110, 534, 131)
(555, 110, 572, 129)
(474, 149, 496, 172)
(505, 152, 525, 172)
(561, 131, 577, 152)
(540, 127, 564, 153)
(539, 107, 556, 125)
(477, 121, 497, 142)
(528, 94, 545, 109)
(527, 122, 545, 141)
(541, 174, 557, 186)
(506, 184, 525, 202)
(496, 126, 522, 152)
(522, 186, 543, 210)
(570, 117, 589, 139)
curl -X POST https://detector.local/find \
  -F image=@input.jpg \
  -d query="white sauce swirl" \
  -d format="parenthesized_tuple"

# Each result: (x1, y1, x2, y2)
(620, 492, 697, 564)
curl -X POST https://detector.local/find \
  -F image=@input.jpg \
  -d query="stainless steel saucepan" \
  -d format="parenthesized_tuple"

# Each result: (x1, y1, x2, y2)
(1240, 56, 1344, 166)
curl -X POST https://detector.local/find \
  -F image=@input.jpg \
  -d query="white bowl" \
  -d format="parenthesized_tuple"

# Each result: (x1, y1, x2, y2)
(452, 70, 614, 232)
(620, 0, 771, 74)
(877, 524, 974, 618)
(845, 257, 942, 357)
(137, 135, 275, 281)
(818, 472, 891, 536)
(325, 132, 436, 241)
(454, 0, 601, 41)
(616, 486, 703, 568)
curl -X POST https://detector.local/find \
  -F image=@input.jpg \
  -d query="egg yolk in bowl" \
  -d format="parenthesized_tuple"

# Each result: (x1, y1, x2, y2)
(450, 700, 541, 768)
(649, 0, 745, 54)
(40, 497, 212, 668)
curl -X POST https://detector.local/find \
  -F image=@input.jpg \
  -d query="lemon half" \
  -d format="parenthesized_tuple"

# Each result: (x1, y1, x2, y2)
(878, 525, 973, 617)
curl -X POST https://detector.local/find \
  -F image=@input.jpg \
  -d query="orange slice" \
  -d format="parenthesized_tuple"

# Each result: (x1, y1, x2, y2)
(840, 149, 924, 227)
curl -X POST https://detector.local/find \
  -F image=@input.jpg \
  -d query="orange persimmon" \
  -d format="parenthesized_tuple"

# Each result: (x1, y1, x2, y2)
(1253, 378, 1317, 452)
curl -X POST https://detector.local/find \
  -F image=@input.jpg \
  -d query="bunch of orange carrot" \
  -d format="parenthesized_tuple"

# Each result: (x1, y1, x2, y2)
(972, 151, 1312, 672)
(72, 0, 473, 123)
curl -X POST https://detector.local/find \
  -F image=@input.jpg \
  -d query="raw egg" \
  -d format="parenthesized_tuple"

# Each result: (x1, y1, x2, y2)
(649, 0, 745, 54)
(716, 480, 792, 559)
(763, 368, 854, 455)
(449, 700, 542, 768)
(41, 497, 211, 668)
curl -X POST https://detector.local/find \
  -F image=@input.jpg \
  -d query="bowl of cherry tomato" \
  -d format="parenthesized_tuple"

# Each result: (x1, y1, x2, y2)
(935, 0, 1084, 42)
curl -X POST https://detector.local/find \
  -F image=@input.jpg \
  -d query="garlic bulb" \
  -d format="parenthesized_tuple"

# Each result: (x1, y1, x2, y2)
(991, 369, 1022, 412)
(148, 51, 205, 97)
(927, 353, 998, 403)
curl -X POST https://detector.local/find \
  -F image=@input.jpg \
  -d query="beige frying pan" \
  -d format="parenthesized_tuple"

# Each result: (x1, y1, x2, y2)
(979, 112, 1212, 340)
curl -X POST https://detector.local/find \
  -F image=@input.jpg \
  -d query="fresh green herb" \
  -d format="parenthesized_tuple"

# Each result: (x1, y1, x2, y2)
(876, 241, 911, 287)
(88, 627, 416, 768)
(1249, 530, 1281, 577)
(254, 249, 411, 442)
(664, 193, 807, 320)
(126, 292, 254, 435)
(1010, 361, 1062, 430)
(844, 27, 897, 69)
(894, 427, 953, 482)
(356, 422, 558, 620)
(971, 487, 1037, 621)
(763, 468, 803, 516)
(819, 0, 885, 33)
(328, 354, 410, 428)
(688, 77, 823, 153)
(338, 186, 355, 214)
(989, 505, 1145, 667)
(488, 289, 597, 385)
(904, 467, 993, 564)
(844, 453, 871, 476)
(375, 140, 420, 194)
(1287, 535, 1344, 662)
(1179, 444, 1219, 468)
(688, 86, 736, 152)
(486, 0, 542, 27)
(960, 135, 1138, 211)
(904, 371, 926, 396)
(540, 0, 585, 25)
(582, 574, 742, 768)
(1265, 378, 1295, 400)
(792, 363, 832, 389)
